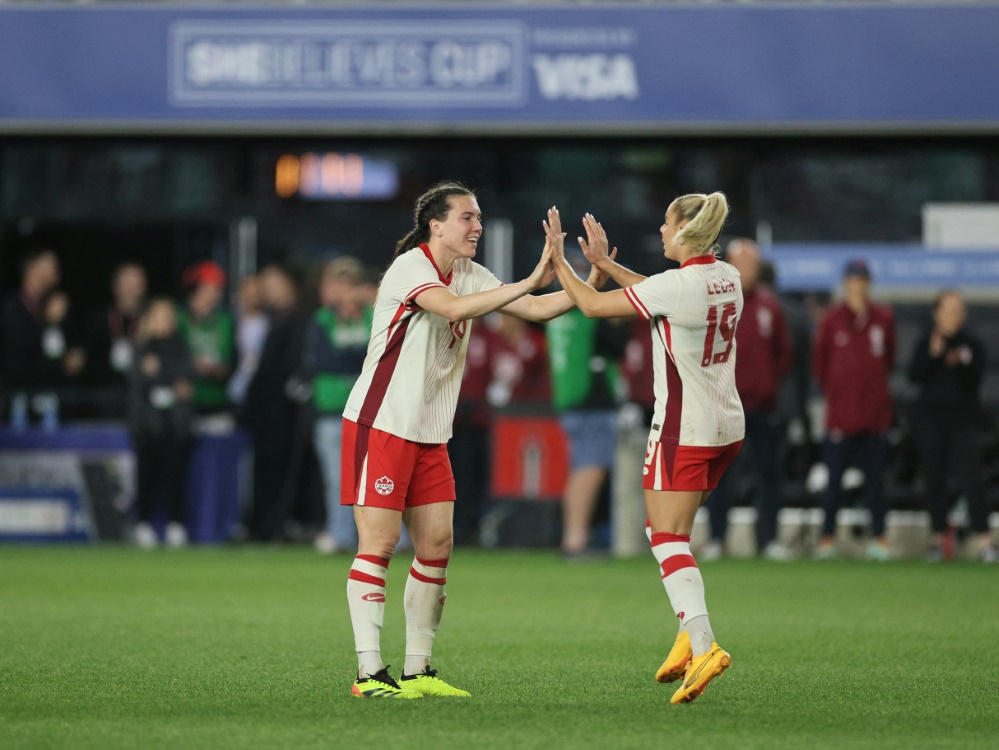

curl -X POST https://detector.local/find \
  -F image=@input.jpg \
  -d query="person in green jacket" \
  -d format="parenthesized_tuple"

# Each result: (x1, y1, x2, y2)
(304, 257, 373, 554)
(546, 252, 627, 558)
(177, 261, 235, 416)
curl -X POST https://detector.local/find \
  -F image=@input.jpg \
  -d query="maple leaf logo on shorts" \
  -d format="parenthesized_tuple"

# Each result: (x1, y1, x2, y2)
(374, 476, 395, 495)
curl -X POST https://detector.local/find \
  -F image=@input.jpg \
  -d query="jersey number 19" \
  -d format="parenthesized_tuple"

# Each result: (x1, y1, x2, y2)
(701, 302, 738, 367)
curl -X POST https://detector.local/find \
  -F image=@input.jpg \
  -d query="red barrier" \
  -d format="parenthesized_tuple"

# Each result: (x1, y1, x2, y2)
(490, 414, 568, 501)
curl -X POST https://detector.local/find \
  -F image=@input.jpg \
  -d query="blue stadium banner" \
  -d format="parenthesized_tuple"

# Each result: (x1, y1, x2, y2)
(0, 489, 91, 544)
(1, 4, 998, 132)
(767, 246, 999, 293)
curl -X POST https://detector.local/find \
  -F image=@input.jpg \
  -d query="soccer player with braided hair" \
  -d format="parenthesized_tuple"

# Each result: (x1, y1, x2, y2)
(545, 193, 743, 704)
(341, 182, 611, 698)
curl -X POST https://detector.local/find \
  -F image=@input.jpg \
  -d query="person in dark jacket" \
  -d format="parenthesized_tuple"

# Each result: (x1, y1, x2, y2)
(908, 290, 994, 563)
(129, 298, 196, 549)
(87, 262, 147, 419)
(2, 249, 86, 421)
(242, 264, 308, 541)
(812, 258, 896, 560)
(706, 239, 794, 560)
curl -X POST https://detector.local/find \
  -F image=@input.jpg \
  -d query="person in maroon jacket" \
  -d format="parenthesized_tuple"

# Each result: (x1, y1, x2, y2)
(812, 258, 896, 560)
(489, 314, 551, 406)
(704, 240, 794, 560)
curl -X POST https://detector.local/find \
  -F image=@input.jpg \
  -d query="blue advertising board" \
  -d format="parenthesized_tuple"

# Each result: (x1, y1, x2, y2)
(0, 4, 998, 132)
(0, 488, 90, 544)
(767, 246, 999, 293)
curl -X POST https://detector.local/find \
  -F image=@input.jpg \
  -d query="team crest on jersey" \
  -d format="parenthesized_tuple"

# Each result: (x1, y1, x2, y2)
(374, 476, 395, 495)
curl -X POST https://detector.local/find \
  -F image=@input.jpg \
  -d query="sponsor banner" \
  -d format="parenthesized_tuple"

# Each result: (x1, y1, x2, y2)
(0, 428, 135, 542)
(0, 5, 997, 130)
(0, 489, 90, 543)
(767, 246, 999, 293)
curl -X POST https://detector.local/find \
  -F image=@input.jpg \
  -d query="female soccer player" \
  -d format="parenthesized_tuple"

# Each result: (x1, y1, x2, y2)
(341, 182, 609, 699)
(544, 194, 743, 704)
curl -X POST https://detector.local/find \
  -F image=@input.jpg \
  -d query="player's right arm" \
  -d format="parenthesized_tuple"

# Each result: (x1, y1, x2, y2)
(577, 212, 648, 288)
(546, 209, 636, 320)
(414, 240, 555, 322)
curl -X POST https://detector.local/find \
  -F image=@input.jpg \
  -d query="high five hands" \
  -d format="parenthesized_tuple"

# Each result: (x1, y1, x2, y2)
(544, 207, 617, 290)
(579, 213, 618, 269)
(527, 234, 557, 292)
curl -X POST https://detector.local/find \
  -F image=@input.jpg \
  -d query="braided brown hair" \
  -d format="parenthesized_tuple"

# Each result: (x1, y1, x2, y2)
(392, 181, 477, 262)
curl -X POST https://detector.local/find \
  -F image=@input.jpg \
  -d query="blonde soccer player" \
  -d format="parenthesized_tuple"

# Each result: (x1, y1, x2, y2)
(545, 194, 744, 704)
(340, 182, 609, 699)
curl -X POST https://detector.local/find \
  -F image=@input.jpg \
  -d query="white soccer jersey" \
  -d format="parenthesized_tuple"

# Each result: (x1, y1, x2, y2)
(342, 245, 502, 444)
(623, 254, 746, 447)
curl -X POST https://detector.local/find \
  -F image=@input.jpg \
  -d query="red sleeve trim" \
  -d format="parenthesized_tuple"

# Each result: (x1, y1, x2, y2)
(406, 282, 445, 306)
(624, 286, 651, 320)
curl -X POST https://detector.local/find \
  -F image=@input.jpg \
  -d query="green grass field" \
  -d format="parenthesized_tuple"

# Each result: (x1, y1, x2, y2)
(1, 547, 996, 749)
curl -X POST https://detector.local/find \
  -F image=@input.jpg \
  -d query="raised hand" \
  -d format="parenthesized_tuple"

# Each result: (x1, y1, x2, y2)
(543, 206, 566, 261)
(586, 247, 619, 290)
(579, 213, 616, 266)
(526, 235, 556, 292)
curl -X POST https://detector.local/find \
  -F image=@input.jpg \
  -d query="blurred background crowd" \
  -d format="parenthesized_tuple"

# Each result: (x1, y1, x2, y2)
(3, 234, 996, 562)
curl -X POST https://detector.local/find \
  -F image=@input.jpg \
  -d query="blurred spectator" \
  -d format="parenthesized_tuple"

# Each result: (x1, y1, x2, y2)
(451, 314, 551, 545)
(812, 258, 896, 560)
(303, 257, 372, 554)
(86, 262, 147, 419)
(546, 254, 627, 558)
(226, 274, 269, 407)
(242, 264, 307, 541)
(2, 249, 86, 424)
(128, 298, 196, 549)
(620, 317, 656, 421)
(358, 266, 380, 308)
(177, 261, 235, 416)
(705, 240, 794, 560)
(487, 314, 551, 407)
(450, 317, 502, 544)
(43, 290, 87, 384)
(908, 290, 995, 563)
(3, 249, 64, 394)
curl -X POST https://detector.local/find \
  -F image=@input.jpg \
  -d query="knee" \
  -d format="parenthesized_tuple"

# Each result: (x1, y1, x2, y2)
(418, 530, 453, 562)
(359, 529, 401, 560)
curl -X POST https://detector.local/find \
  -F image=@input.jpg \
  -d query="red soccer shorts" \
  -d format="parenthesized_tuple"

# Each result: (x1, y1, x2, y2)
(643, 439, 743, 492)
(340, 419, 456, 511)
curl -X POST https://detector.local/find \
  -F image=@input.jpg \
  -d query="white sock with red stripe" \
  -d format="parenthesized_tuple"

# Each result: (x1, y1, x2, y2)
(650, 532, 715, 656)
(403, 556, 448, 676)
(347, 554, 390, 677)
(648, 521, 686, 636)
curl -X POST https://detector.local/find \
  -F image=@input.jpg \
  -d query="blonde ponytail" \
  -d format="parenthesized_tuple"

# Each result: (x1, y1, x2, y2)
(673, 192, 729, 256)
